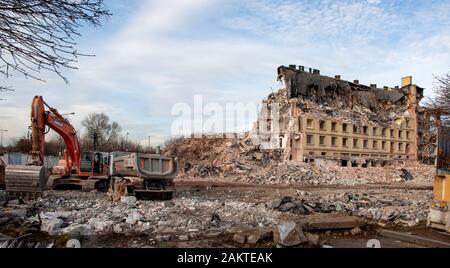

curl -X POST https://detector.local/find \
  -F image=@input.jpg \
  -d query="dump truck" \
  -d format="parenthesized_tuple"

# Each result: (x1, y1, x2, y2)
(109, 152, 179, 200)
(427, 127, 450, 233)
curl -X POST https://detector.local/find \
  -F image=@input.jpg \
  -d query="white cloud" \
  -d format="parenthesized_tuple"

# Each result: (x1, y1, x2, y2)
(1, 0, 450, 146)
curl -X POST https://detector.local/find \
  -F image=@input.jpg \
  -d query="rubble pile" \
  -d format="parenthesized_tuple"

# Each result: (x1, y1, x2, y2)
(266, 188, 432, 226)
(187, 161, 434, 187)
(164, 137, 282, 178)
(0, 191, 280, 240)
(164, 129, 433, 187)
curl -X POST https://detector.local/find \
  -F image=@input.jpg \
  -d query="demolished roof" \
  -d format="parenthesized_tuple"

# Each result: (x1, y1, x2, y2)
(273, 65, 425, 126)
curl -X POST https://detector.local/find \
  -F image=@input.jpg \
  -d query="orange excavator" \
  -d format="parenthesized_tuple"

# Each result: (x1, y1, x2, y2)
(4, 96, 179, 200)
(4, 96, 109, 197)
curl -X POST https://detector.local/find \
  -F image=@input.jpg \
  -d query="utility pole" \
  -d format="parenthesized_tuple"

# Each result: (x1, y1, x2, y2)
(0, 129, 8, 148)
(126, 132, 129, 151)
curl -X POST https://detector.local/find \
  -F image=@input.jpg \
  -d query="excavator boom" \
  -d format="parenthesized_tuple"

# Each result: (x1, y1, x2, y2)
(5, 96, 81, 197)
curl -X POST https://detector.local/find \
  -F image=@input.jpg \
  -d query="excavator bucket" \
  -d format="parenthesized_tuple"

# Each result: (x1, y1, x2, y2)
(5, 165, 50, 198)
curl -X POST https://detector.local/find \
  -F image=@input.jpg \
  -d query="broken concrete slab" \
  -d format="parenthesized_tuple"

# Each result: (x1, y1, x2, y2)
(274, 221, 307, 247)
(40, 218, 63, 235)
(120, 196, 137, 206)
(125, 210, 143, 225)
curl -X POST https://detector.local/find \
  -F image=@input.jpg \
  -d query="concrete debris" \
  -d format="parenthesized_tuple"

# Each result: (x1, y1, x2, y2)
(210, 213, 221, 226)
(169, 136, 433, 188)
(120, 196, 137, 206)
(305, 232, 320, 246)
(232, 233, 246, 244)
(40, 218, 63, 235)
(266, 189, 431, 226)
(400, 169, 414, 181)
(350, 227, 362, 236)
(125, 210, 144, 225)
(274, 221, 308, 247)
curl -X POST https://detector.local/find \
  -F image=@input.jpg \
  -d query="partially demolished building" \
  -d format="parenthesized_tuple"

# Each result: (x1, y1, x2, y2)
(257, 65, 428, 167)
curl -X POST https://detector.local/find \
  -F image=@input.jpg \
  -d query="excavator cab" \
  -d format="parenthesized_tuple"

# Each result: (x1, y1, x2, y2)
(79, 151, 108, 177)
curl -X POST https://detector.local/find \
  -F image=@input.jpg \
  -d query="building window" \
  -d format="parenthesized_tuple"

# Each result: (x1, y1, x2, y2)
(398, 143, 403, 152)
(406, 119, 410, 127)
(319, 136, 325, 145)
(343, 138, 348, 147)
(353, 125, 358, 134)
(406, 143, 410, 153)
(363, 126, 369, 135)
(399, 130, 403, 139)
(331, 122, 337, 131)
(353, 139, 359, 148)
(382, 128, 386, 137)
(406, 131, 410, 139)
(307, 119, 314, 129)
(342, 123, 348, 132)
(320, 120, 326, 131)
(373, 140, 378, 149)
(307, 135, 314, 145)
(382, 141, 386, 150)
(390, 142, 395, 153)
(332, 137, 337, 146)
(373, 127, 378, 136)
(363, 140, 369, 148)
(390, 129, 394, 138)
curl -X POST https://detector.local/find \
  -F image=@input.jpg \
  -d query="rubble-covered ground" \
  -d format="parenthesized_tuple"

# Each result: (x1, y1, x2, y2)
(0, 177, 440, 248)
(0, 135, 442, 248)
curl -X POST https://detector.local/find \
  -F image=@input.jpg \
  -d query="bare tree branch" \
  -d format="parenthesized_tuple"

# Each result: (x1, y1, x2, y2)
(425, 72, 450, 126)
(0, 0, 110, 88)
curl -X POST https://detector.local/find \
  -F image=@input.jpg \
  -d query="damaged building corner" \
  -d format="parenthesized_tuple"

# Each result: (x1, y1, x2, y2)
(256, 64, 436, 167)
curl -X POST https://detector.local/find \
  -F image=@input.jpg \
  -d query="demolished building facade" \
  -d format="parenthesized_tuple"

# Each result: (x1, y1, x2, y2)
(256, 65, 429, 167)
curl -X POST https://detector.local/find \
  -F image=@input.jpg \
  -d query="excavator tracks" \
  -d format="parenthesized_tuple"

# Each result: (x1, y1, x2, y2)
(4, 165, 50, 198)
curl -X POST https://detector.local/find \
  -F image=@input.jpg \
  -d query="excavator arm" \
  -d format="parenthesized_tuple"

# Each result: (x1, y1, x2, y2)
(5, 96, 81, 197)
(29, 96, 81, 173)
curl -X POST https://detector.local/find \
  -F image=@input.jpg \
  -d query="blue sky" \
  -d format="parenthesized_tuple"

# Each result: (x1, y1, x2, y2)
(1, 0, 450, 146)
